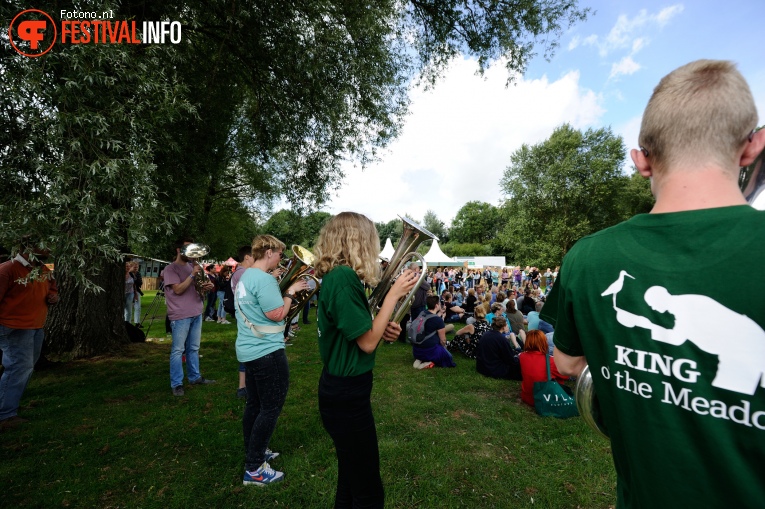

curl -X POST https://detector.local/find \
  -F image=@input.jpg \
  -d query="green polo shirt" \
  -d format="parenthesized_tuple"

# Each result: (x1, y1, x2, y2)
(317, 265, 374, 377)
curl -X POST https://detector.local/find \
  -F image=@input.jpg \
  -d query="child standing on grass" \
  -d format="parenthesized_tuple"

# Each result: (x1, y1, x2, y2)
(314, 212, 417, 508)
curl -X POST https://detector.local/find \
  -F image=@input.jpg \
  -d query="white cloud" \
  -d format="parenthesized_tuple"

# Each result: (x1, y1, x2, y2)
(325, 58, 604, 225)
(609, 56, 641, 80)
(568, 35, 580, 51)
(583, 4, 684, 57)
(656, 5, 684, 26)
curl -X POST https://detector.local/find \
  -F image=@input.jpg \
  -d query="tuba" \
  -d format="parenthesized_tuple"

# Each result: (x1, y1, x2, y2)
(275, 245, 321, 324)
(181, 243, 212, 299)
(368, 216, 436, 325)
(575, 365, 609, 438)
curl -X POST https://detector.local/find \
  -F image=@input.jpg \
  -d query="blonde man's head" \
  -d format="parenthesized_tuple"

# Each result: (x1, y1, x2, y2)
(639, 59, 757, 172)
(314, 212, 381, 285)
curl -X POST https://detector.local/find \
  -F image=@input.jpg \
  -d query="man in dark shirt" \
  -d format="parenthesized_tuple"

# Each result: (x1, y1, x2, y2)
(475, 316, 521, 380)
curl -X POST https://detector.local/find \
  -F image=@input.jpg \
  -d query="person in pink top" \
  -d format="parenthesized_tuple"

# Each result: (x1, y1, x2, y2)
(164, 238, 216, 396)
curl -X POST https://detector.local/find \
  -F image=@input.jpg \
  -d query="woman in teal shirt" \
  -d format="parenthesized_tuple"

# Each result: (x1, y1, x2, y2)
(314, 212, 417, 508)
(236, 235, 307, 486)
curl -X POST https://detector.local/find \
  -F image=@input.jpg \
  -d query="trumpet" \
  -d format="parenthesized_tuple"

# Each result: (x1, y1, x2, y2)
(274, 245, 321, 323)
(181, 243, 212, 299)
(368, 216, 436, 325)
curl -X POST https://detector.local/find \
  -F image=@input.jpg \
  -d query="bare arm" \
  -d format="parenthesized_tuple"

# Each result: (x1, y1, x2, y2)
(553, 346, 587, 377)
(263, 280, 309, 322)
(438, 328, 447, 346)
(456, 324, 474, 336)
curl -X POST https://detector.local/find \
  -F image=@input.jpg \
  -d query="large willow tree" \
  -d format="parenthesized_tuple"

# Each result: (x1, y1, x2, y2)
(1, 0, 590, 357)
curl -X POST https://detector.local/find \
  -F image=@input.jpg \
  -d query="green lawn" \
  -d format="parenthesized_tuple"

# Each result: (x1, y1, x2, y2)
(1, 291, 616, 508)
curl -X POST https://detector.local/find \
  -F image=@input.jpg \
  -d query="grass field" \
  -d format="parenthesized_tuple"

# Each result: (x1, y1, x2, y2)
(1, 291, 617, 508)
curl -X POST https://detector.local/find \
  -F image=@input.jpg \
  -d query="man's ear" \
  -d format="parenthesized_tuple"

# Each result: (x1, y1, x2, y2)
(631, 148, 652, 178)
(740, 129, 765, 168)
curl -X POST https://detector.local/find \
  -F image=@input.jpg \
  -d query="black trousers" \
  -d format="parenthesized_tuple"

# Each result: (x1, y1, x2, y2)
(243, 349, 289, 470)
(318, 369, 383, 509)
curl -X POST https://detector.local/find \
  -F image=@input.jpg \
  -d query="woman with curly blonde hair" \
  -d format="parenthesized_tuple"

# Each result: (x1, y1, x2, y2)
(314, 212, 417, 508)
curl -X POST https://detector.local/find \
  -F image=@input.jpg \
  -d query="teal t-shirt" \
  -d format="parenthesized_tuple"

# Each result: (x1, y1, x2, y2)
(317, 265, 374, 377)
(235, 268, 286, 363)
(541, 206, 765, 509)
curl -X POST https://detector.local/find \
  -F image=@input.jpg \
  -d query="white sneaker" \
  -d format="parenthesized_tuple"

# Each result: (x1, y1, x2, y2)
(205, 316, 214, 322)
(220, 319, 231, 325)
(413, 359, 423, 369)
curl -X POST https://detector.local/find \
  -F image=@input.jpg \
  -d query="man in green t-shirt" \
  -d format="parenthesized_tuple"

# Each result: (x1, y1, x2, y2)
(541, 60, 765, 508)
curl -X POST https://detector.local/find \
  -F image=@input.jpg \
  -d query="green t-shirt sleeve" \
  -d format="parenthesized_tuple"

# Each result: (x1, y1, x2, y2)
(540, 261, 585, 357)
(332, 280, 372, 342)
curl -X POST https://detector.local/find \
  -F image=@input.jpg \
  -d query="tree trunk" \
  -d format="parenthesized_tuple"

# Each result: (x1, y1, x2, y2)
(45, 257, 129, 359)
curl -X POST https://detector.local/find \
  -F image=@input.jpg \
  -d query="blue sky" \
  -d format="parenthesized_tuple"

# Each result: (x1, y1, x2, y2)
(323, 1, 765, 226)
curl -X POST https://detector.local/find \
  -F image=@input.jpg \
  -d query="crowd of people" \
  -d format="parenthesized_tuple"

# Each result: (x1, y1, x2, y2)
(424, 265, 558, 297)
(404, 272, 569, 410)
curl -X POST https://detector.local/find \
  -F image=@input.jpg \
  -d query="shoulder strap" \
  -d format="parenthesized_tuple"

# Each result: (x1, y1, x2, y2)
(545, 353, 552, 381)
(235, 285, 285, 338)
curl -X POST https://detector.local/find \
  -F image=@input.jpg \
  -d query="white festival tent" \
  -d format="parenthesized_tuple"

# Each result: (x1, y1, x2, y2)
(423, 239, 462, 267)
(379, 238, 395, 261)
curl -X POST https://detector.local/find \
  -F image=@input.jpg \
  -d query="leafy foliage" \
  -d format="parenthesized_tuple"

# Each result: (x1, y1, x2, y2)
(498, 124, 652, 267)
(422, 209, 448, 242)
(449, 201, 501, 244)
(441, 241, 494, 257)
(263, 210, 333, 249)
(405, 0, 590, 85)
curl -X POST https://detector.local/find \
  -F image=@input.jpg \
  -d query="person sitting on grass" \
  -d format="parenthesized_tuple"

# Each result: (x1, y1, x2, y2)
(413, 295, 456, 369)
(485, 302, 504, 325)
(463, 288, 477, 314)
(475, 316, 522, 380)
(452, 305, 490, 359)
(526, 301, 554, 334)
(505, 299, 527, 344)
(518, 330, 567, 408)
(440, 292, 468, 324)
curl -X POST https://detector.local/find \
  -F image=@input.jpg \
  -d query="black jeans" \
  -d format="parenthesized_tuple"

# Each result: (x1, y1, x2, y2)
(318, 368, 383, 509)
(243, 349, 289, 470)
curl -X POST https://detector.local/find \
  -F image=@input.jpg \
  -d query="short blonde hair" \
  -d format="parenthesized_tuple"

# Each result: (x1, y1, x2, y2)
(473, 305, 486, 320)
(639, 60, 757, 171)
(314, 212, 381, 285)
(251, 235, 286, 261)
